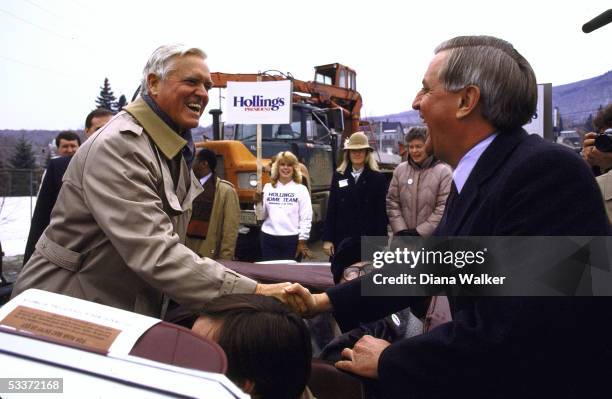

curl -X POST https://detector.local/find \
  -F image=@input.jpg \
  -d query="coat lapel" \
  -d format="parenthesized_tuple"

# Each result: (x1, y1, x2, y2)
(442, 128, 529, 235)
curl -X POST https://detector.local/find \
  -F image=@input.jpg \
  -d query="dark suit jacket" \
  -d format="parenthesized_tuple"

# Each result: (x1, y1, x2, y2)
(327, 129, 610, 398)
(23, 156, 72, 264)
(322, 166, 388, 248)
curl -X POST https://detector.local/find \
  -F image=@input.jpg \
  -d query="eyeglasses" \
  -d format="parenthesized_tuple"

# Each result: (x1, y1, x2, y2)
(342, 261, 374, 281)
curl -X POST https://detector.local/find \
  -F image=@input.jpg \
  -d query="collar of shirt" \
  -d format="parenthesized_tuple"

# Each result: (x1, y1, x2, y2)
(453, 133, 497, 193)
(351, 167, 364, 181)
(276, 179, 295, 187)
(199, 172, 213, 187)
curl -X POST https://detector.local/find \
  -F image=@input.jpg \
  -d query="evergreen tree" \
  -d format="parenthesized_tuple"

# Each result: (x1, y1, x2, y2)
(96, 78, 117, 110)
(9, 136, 36, 169)
(114, 94, 127, 112)
(8, 136, 37, 196)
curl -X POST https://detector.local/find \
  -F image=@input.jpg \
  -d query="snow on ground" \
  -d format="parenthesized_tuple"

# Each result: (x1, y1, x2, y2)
(0, 197, 34, 256)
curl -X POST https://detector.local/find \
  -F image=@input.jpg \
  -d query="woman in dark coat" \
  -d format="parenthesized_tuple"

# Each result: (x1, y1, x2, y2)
(322, 131, 388, 257)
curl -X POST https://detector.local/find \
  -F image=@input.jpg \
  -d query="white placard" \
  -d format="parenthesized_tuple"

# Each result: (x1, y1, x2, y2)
(225, 80, 292, 124)
(524, 83, 551, 138)
(0, 289, 159, 355)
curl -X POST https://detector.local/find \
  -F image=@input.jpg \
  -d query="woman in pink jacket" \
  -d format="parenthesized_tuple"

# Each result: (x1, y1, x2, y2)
(386, 127, 452, 237)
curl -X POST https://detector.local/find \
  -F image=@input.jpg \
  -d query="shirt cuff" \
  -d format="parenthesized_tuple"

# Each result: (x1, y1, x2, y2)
(220, 269, 258, 295)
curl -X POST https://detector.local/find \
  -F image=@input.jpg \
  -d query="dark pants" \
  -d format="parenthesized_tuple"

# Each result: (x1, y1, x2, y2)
(260, 231, 298, 261)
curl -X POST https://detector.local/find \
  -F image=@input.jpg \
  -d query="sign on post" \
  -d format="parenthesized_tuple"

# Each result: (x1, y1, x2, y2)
(225, 80, 293, 124)
(225, 79, 293, 221)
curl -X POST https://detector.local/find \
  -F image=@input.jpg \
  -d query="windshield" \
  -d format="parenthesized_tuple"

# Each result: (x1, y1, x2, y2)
(235, 111, 302, 141)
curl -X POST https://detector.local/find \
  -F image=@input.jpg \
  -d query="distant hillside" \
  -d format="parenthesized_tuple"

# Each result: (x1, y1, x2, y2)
(2, 70, 611, 167)
(366, 70, 612, 129)
(553, 71, 612, 127)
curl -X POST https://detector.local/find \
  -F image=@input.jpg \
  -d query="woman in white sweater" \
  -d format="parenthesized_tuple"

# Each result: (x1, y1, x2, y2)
(259, 151, 313, 261)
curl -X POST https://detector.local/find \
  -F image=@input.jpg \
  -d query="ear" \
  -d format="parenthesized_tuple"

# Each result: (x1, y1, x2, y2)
(147, 73, 160, 97)
(242, 379, 255, 394)
(456, 85, 480, 119)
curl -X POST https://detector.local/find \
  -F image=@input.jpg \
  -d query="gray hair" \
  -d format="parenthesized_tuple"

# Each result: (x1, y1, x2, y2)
(141, 44, 207, 96)
(405, 126, 427, 144)
(435, 36, 537, 131)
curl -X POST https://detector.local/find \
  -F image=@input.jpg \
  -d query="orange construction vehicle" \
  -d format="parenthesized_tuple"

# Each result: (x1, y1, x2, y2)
(196, 64, 365, 260)
(209, 63, 362, 140)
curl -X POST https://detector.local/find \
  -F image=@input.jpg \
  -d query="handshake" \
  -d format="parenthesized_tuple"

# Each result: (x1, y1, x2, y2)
(255, 282, 331, 317)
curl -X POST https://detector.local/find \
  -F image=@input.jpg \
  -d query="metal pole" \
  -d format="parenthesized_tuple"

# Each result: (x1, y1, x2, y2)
(255, 73, 263, 221)
(29, 169, 33, 219)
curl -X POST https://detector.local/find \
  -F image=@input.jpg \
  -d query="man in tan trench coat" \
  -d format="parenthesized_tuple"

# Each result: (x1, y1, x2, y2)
(12, 44, 286, 317)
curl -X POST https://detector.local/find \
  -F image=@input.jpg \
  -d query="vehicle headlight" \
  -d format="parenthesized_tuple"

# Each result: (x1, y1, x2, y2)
(249, 174, 257, 188)
(237, 172, 259, 189)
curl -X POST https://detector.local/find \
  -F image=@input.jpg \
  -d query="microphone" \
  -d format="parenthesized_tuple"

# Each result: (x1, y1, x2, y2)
(582, 9, 612, 33)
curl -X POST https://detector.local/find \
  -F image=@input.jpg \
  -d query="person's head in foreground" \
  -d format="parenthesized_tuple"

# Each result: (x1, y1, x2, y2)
(412, 35, 537, 167)
(192, 294, 312, 399)
(142, 44, 213, 130)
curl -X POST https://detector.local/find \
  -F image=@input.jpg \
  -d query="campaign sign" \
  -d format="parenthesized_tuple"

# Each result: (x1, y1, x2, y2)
(225, 80, 292, 124)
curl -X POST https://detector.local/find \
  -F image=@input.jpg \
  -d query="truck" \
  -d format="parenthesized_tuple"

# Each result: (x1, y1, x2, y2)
(195, 64, 370, 260)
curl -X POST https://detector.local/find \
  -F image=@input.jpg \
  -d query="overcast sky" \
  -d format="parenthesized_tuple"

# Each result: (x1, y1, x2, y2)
(0, 0, 610, 130)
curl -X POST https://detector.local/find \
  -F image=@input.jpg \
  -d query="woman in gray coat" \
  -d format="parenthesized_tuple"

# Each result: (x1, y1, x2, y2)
(386, 127, 452, 237)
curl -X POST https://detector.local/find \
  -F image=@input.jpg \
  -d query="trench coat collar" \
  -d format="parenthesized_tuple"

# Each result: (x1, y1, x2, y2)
(124, 97, 187, 160)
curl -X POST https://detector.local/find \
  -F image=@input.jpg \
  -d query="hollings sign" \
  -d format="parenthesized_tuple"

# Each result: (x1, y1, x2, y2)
(225, 80, 292, 124)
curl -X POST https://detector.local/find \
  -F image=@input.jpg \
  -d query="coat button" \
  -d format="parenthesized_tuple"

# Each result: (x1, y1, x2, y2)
(407, 178, 413, 185)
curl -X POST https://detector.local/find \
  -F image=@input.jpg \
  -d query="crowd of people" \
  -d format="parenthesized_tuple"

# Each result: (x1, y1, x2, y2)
(10, 35, 612, 399)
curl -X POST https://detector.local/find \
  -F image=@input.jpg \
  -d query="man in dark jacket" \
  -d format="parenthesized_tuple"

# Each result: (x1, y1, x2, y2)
(287, 35, 610, 398)
(23, 109, 113, 264)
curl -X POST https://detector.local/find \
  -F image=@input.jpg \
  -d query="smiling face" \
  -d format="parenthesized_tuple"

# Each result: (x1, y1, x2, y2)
(148, 54, 212, 130)
(408, 138, 427, 164)
(278, 161, 294, 183)
(412, 51, 462, 165)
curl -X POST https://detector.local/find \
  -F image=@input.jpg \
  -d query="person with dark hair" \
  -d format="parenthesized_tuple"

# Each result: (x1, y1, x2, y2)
(322, 131, 388, 258)
(23, 131, 80, 264)
(192, 294, 312, 399)
(387, 126, 452, 238)
(186, 148, 240, 259)
(55, 131, 81, 156)
(14, 44, 290, 315)
(287, 35, 609, 398)
(84, 108, 114, 139)
(23, 112, 111, 265)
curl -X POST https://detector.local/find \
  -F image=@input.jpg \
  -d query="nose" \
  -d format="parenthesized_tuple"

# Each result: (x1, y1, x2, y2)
(195, 84, 210, 105)
(412, 92, 422, 111)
